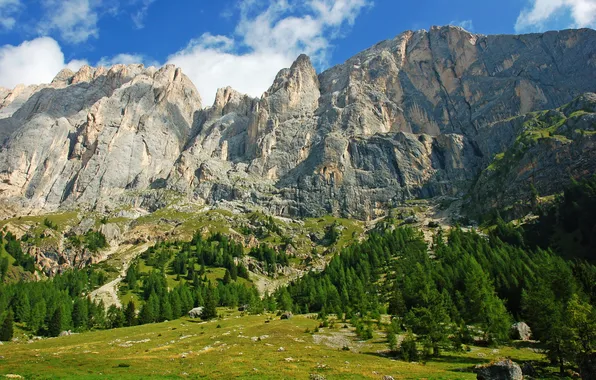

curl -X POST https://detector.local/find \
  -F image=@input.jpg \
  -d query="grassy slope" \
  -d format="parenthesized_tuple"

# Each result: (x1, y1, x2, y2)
(0, 312, 543, 379)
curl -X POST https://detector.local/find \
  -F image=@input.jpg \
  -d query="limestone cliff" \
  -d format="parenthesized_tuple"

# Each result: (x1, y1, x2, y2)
(1, 26, 595, 220)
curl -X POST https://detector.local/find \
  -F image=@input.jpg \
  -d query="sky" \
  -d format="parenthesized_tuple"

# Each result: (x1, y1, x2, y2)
(0, 0, 594, 106)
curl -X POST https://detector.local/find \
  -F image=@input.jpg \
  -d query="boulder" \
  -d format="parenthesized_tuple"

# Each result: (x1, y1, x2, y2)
(510, 322, 532, 341)
(476, 359, 523, 380)
(280, 312, 293, 320)
(188, 307, 204, 318)
(238, 304, 249, 312)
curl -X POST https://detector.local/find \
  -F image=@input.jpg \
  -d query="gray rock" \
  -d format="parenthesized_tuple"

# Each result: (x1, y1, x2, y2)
(188, 307, 204, 318)
(476, 359, 523, 380)
(510, 322, 532, 341)
(280, 312, 293, 320)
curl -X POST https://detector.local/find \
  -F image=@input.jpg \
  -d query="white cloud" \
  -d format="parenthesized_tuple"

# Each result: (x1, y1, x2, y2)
(37, 0, 101, 44)
(167, 0, 371, 107)
(515, 0, 596, 32)
(97, 53, 144, 67)
(131, 0, 156, 29)
(0, 0, 20, 29)
(0, 37, 87, 89)
(450, 19, 474, 31)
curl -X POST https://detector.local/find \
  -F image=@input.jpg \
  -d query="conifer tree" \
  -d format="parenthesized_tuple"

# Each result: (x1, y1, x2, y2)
(0, 311, 14, 341)
(49, 307, 63, 337)
(202, 287, 217, 320)
(223, 269, 232, 285)
(124, 300, 136, 327)
(72, 298, 88, 329)
(107, 305, 124, 328)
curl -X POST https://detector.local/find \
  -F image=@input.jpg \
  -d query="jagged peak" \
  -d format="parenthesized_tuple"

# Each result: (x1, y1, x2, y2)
(266, 54, 319, 97)
(430, 24, 473, 34)
(213, 86, 254, 109)
(51, 68, 76, 86)
(290, 54, 314, 70)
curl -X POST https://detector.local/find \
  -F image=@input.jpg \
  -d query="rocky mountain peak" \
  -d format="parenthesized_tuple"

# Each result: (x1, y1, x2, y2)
(0, 27, 595, 220)
(264, 54, 320, 116)
(51, 68, 76, 86)
(213, 86, 254, 111)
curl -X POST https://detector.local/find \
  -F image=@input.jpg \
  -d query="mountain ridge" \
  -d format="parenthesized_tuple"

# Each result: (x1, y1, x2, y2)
(1, 25, 595, 220)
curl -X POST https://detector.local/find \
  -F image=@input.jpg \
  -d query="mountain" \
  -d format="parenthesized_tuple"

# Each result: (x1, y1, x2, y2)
(1, 26, 595, 220)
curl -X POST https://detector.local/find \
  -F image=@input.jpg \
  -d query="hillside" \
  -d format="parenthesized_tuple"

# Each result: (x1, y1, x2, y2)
(0, 312, 544, 379)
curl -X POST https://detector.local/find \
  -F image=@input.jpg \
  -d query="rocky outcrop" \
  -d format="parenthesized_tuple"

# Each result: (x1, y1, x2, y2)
(510, 322, 532, 341)
(1, 26, 595, 220)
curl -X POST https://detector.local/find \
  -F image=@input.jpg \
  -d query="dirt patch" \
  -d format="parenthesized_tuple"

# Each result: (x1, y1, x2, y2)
(90, 243, 150, 308)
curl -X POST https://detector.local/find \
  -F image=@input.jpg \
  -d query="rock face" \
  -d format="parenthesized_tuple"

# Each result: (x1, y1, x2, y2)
(0, 64, 201, 214)
(476, 359, 523, 380)
(1, 26, 596, 220)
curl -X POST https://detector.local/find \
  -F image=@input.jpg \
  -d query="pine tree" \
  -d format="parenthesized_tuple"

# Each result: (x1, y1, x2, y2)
(202, 287, 217, 320)
(404, 283, 451, 357)
(124, 300, 136, 327)
(72, 298, 88, 329)
(125, 264, 137, 290)
(49, 307, 63, 337)
(0, 256, 8, 280)
(170, 291, 182, 319)
(107, 305, 124, 328)
(567, 294, 596, 364)
(28, 300, 46, 333)
(223, 269, 232, 285)
(0, 311, 14, 341)
(15, 292, 30, 323)
(277, 287, 293, 312)
(159, 297, 173, 322)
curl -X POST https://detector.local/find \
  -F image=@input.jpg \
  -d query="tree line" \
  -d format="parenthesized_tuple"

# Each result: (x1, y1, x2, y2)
(0, 269, 109, 340)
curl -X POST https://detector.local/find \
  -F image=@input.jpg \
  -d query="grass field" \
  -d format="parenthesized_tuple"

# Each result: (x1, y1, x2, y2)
(0, 312, 545, 379)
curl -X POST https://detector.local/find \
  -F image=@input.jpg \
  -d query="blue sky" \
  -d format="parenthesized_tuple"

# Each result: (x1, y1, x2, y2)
(0, 0, 594, 105)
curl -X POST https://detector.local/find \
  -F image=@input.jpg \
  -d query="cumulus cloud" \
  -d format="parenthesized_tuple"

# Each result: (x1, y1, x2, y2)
(131, 0, 156, 29)
(97, 53, 148, 67)
(515, 0, 596, 32)
(0, 0, 21, 30)
(167, 0, 371, 106)
(0, 37, 87, 89)
(37, 0, 101, 44)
